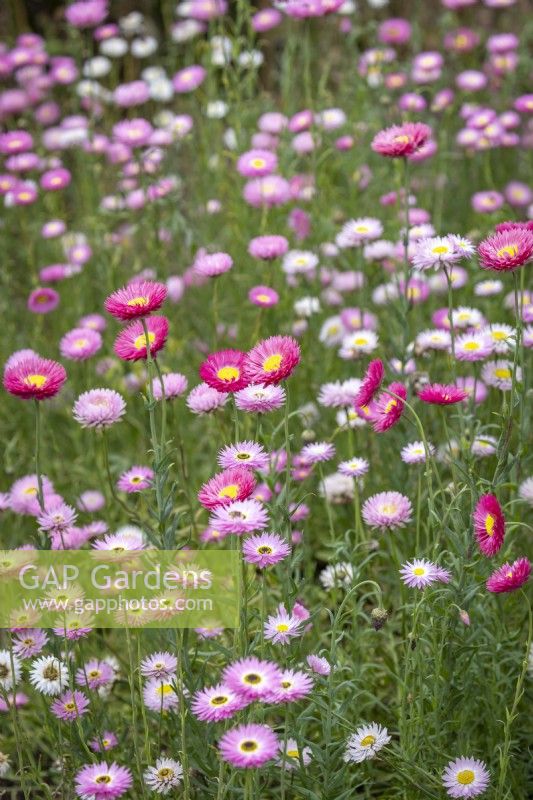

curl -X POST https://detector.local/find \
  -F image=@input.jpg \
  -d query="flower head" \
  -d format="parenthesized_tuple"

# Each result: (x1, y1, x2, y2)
(355, 359, 384, 407)
(144, 758, 183, 795)
(73, 389, 126, 428)
(191, 683, 248, 722)
(60, 328, 102, 361)
(209, 500, 269, 536)
(242, 532, 291, 568)
(114, 317, 169, 361)
(473, 494, 505, 556)
(244, 336, 300, 386)
(371, 122, 432, 157)
(442, 756, 490, 798)
(117, 466, 153, 493)
(51, 690, 90, 722)
(199, 350, 248, 393)
(75, 761, 133, 799)
(234, 383, 286, 413)
(222, 657, 282, 701)
(344, 723, 391, 763)
(198, 467, 256, 509)
(219, 723, 279, 768)
(218, 441, 269, 470)
(105, 280, 167, 321)
(478, 229, 533, 272)
(362, 491, 412, 530)
(370, 382, 406, 432)
(418, 383, 468, 405)
(4, 355, 67, 400)
(264, 605, 303, 645)
(486, 557, 531, 593)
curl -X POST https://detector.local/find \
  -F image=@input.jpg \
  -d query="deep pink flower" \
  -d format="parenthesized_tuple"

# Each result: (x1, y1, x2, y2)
(417, 383, 468, 405)
(371, 122, 432, 157)
(244, 336, 300, 386)
(355, 359, 384, 407)
(114, 316, 169, 361)
(473, 494, 505, 557)
(74, 761, 132, 799)
(4, 355, 66, 400)
(105, 281, 167, 321)
(371, 382, 406, 432)
(199, 350, 248, 393)
(219, 723, 279, 769)
(198, 467, 256, 509)
(27, 287, 60, 314)
(478, 229, 533, 272)
(486, 557, 531, 593)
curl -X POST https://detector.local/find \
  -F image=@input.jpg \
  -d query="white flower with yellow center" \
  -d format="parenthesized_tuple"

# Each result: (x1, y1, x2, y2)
(344, 723, 391, 763)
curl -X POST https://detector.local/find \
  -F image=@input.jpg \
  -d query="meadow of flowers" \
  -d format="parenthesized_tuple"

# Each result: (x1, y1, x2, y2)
(1, 0, 533, 797)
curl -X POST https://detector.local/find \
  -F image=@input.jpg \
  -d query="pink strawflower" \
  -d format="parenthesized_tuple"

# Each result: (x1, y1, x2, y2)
(400, 559, 440, 589)
(478, 229, 533, 272)
(73, 389, 126, 428)
(194, 252, 233, 277)
(300, 441, 336, 464)
(140, 652, 177, 680)
(38, 500, 77, 535)
(27, 287, 60, 314)
(418, 383, 468, 405)
(242, 532, 290, 568)
(362, 491, 412, 531)
(51, 690, 89, 721)
(75, 762, 132, 799)
(264, 605, 303, 645)
(237, 149, 278, 178)
(486, 557, 531, 593)
(371, 382, 406, 433)
(65, 0, 108, 29)
(355, 359, 384, 407)
(222, 657, 282, 701)
(306, 654, 331, 676)
(187, 382, 228, 414)
(208, 499, 268, 536)
(117, 466, 153, 493)
(151, 373, 188, 400)
(4, 355, 66, 400)
(371, 122, 432, 157)
(248, 286, 279, 308)
(13, 629, 49, 659)
(60, 327, 102, 361)
(76, 659, 114, 690)
(234, 383, 286, 413)
(105, 281, 167, 321)
(442, 756, 490, 798)
(191, 683, 248, 722)
(198, 467, 256, 509)
(268, 668, 313, 703)
(90, 732, 118, 752)
(199, 350, 248, 393)
(114, 316, 169, 361)
(244, 336, 300, 386)
(218, 441, 269, 470)
(473, 494, 505, 557)
(248, 235, 289, 261)
(219, 723, 279, 768)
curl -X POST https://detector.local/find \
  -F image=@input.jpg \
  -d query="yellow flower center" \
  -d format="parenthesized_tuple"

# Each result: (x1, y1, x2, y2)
(492, 331, 507, 340)
(360, 735, 376, 747)
(380, 503, 397, 515)
(126, 296, 149, 307)
(276, 623, 289, 632)
(354, 337, 368, 346)
(23, 486, 38, 495)
(384, 399, 397, 414)
(432, 245, 449, 255)
(251, 158, 266, 169)
(134, 331, 155, 350)
(24, 374, 47, 388)
(64, 702, 76, 711)
(496, 245, 518, 259)
(217, 366, 240, 382)
(464, 342, 480, 351)
(218, 484, 239, 499)
(158, 768, 173, 778)
(210, 695, 228, 706)
(263, 354, 282, 372)
(95, 775, 112, 784)
(256, 294, 271, 303)
(394, 135, 410, 144)
(355, 226, 369, 233)
(413, 567, 425, 576)
(457, 770, 475, 785)
(75, 338, 88, 349)
(240, 740, 258, 753)
(157, 684, 173, 696)
(408, 287, 421, 299)
(485, 514, 495, 536)
(494, 368, 511, 380)
(287, 749, 299, 758)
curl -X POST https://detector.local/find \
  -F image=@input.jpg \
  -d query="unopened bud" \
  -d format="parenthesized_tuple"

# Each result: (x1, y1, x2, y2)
(371, 607, 389, 630)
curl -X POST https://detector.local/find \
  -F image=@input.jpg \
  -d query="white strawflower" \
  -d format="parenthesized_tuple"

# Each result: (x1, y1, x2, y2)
(0, 649, 21, 690)
(144, 757, 183, 794)
(29, 656, 69, 696)
(344, 723, 391, 763)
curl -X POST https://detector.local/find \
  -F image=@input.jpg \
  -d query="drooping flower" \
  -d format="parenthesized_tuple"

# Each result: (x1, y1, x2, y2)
(104, 280, 167, 321)
(306, 654, 331, 676)
(244, 336, 301, 386)
(354, 359, 384, 407)
(75, 762, 133, 799)
(73, 389, 126, 428)
(198, 467, 256, 509)
(473, 494, 505, 556)
(486, 557, 531, 593)
(114, 316, 169, 361)
(4, 355, 67, 400)
(344, 723, 391, 763)
(199, 350, 248, 393)
(362, 491, 412, 530)
(242, 532, 291, 568)
(0, 650, 21, 690)
(89, 731, 118, 753)
(371, 122, 432, 157)
(218, 723, 279, 769)
(417, 383, 468, 405)
(370, 382, 406, 432)
(442, 756, 490, 798)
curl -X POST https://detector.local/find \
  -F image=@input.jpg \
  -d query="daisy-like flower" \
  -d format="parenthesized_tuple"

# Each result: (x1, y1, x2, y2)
(73, 389, 126, 428)
(362, 491, 412, 531)
(518, 477, 533, 506)
(187, 382, 228, 414)
(370, 382, 406, 433)
(76, 659, 115, 690)
(471, 435, 497, 457)
(219, 723, 279, 769)
(234, 383, 286, 413)
(300, 441, 335, 464)
(473, 494, 505, 556)
(144, 758, 183, 795)
(371, 122, 432, 157)
(442, 756, 490, 798)
(282, 250, 318, 277)
(338, 457, 369, 477)
(222, 657, 282, 701)
(60, 327, 102, 361)
(344, 723, 391, 763)
(244, 336, 300, 386)
(51, 690, 89, 721)
(455, 332, 493, 361)
(248, 235, 289, 261)
(117, 466, 153, 493)
(340, 330, 379, 359)
(355, 359, 384, 407)
(38, 500, 77, 535)
(401, 441, 435, 464)
(191, 683, 248, 722)
(152, 373, 188, 400)
(199, 350, 248, 393)
(486, 557, 531, 593)
(29, 655, 69, 696)
(268, 668, 313, 703)
(198, 467, 256, 509)
(319, 562, 354, 590)
(249, 286, 279, 308)
(218, 441, 269, 470)
(400, 559, 443, 588)
(90, 732, 119, 753)
(12, 629, 49, 659)
(143, 678, 179, 712)
(277, 738, 312, 770)
(75, 762, 133, 799)
(478, 229, 533, 271)
(336, 217, 383, 247)
(412, 235, 463, 271)
(140, 652, 177, 680)
(104, 280, 167, 320)
(451, 307, 484, 330)
(114, 316, 169, 361)
(3, 354, 67, 400)
(0, 650, 21, 689)
(416, 328, 452, 352)
(475, 279, 503, 297)
(264, 605, 303, 645)
(481, 360, 519, 391)
(418, 383, 468, 405)
(306, 654, 331, 676)
(92, 526, 145, 551)
(482, 323, 514, 354)
(242, 532, 290, 568)
(209, 499, 268, 536)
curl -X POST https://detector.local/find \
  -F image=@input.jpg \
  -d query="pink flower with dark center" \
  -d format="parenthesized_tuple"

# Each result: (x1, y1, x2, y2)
(114, 316, 169, 361)
(74, 761, 132, 799)
(117, 466, 153, 493)
(3, 355, 66, 400)
(27, 287, 60, 314)
(219, 723, 279, 768)
(105, 281, 167, 321)
(191, 683, 248, 722)
(417, 383, 468, 405)
(199, 350, 248, 393)
(473, 494, 505, 557)
(198, 467, 256, 509)
(242, 533, 291, 568)
(371, 122, 432, 157)
(486, 557, 531, 593)
(51, 690, 89, 721)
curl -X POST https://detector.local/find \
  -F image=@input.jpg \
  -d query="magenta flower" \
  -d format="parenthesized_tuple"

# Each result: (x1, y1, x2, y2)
(27, 288, 60, 314)
(172, 65, 206, 93)
(114, 316, 169, 361)
(219, 723, 279, 768)
(198, 467, 256, 509)
(242, 532, 291, 568)
(473, 494, 505, 557)
(248, 285, 279, 308)
(418, 383, 468, 405)
(486, 557, 531, 593)
(478, 229, 533, 272)
(65, 0, 108, 28)
(371, 122, 432, 157)
(237, 149, 278, 178)
(105, 281, 167, 321)
(74, 761, 132, 799)
(355, 359, 384, 407)
(244, 336, 301, 386)
(51, 690, 89, 722)
(191, 683, 248, 722)
(3, 354, 66, 400)
(199, 349, 248, 393)
(370, 382, 406, 433)
(40, 168, 71, 191)
(117, 466, 154, 493)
